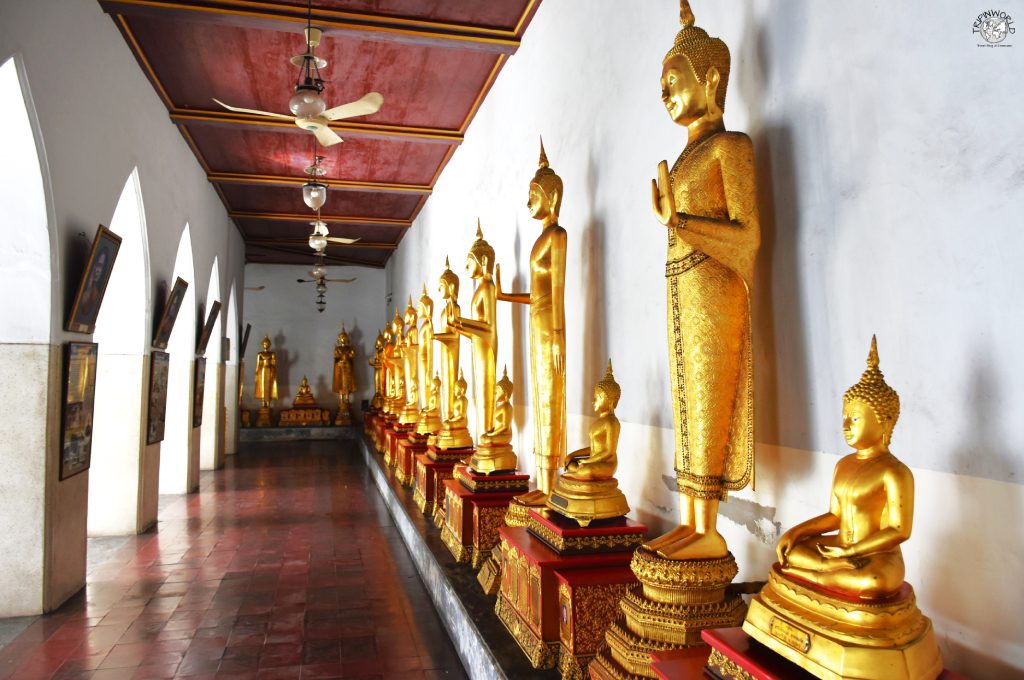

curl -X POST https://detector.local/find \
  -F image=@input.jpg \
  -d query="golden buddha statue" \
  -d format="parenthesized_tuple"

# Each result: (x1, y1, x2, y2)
(293, 375, 317, 407)
(547, 360, 629, 525)
(454, 223, 499, 441)
(496, 140, 567, 504)
(399, 297, 421, 425)
(415, 373, 443, 437)
(254, 335, 278, 426)
(385, 309, 406, 417)
(434, 368, 473, 449)
(380, 325, 394, 415)
(369, 330, 385, 410)
(434, 257, 463, 436)
(743, 338, 942, 679)
(642, 0, 761, 562)
(416, 285, 435, 418)
(470, 366, 518, 473)
(333, 324, 357, 423)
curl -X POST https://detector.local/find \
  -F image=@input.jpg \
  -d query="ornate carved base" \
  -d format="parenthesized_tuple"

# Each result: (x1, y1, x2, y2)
(476, 544, 503, 595)
(384, 423, 413, 470)
(440, 472, 526, 567)
(468, 443, 518, 475)
(372, 415, 389, 452)
(497, 523, 643, 677)
(741, 567, 942, 680)
(496, 589, 560, 669)
(547, 476, 630, 527)
(278, 407, 331, 426)
(362, 409, 375, 435)
(255, 406, 273, 428)
(590, 548, 746, 679)
(334, 400, 352, 426)
(395, 438, 425, 488)
(413, 451, 464, 516)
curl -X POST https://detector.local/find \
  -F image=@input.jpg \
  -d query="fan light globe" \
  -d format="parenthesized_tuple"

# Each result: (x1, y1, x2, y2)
(308, 233, 328, 252)
(289, 87, 326, 118)
(303, 181, 328, 211)
(316, 282, 327, 295)
(315, 294, 326, 313)
(310, 263, 327, 279)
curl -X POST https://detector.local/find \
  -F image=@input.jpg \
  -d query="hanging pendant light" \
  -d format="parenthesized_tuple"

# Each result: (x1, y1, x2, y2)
(308, 209, 329, 252)
(303, 155, 328, 211)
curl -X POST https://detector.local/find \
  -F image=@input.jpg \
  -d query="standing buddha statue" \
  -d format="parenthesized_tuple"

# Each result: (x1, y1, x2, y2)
(496, 140, 567, 504)
(643, 0, 761, 561)
(742, 338, 942, 679)
(385, 309, 406, 419)
(454, 223, 499, 451)
(399, 297, 420, 425)
(333, 324, 358, 424)
(416, 285, 435, 425)
(369, 330, 385, 411)
(253, 335, 278, 427)
(434, 257, 464, 444)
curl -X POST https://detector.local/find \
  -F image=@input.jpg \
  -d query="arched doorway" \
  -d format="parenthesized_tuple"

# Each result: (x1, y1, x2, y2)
(89, 169, 153, 534)
(199, 257, 223, 470)
(0, 55, 56, 615)
(159, 225, 197, 494)
(224, 283, 240, 455)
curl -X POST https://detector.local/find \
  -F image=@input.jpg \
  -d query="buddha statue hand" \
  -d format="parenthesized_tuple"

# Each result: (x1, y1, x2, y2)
(651, 160, 681, 228)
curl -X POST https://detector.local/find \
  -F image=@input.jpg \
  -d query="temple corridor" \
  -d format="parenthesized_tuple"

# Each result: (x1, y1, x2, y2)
(0, 441, 466, 680)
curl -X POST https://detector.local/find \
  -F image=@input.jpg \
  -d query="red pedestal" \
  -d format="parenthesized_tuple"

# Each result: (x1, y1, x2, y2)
(699, 628, 968, 680)
(395, 437, 426, 487)
(363, 409, 377, 436)
(440, 466, 529, 567)
(373, 415, 389, 452)
(413, 446, 471, 515)
(383, 423, 413, 469)
(497, 510, 647, 678)
(649, 648, 712, 680)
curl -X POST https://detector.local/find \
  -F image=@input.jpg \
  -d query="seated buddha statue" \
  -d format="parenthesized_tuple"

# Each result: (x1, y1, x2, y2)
(293, 375, 317, 407)
(432, 369, 474, 450)
(414, 373, 443, 438)
(546, 360, 629, 525)
(742, 337, 942, 679)
(470, 367, 518, 474)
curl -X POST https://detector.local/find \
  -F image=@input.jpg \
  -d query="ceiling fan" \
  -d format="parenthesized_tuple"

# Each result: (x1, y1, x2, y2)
(212, 1, 382, 147)
(296, 277, 357, 284)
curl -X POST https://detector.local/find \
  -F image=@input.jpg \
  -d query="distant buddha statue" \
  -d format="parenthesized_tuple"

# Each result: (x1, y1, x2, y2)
(470, 367, 517, 474)
(293, 375, 317, 407)
(547, 360, 629, 525)
(254, 335, 278, 427)
(415, 373, 443, 438)
(434, 369, 473, 450)
(434, 258, 463, 433)
(743, 337, 942, 679)
(385, 309, 406, 417)
(333, 324, 357, 424)
(369, 330, 385, 410)
(399, 297, 420, 426)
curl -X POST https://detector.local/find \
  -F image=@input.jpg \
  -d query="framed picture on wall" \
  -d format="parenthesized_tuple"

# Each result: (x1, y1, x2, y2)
(59, 342, 98, 480)
(193, 357, 206, 428)
(239, 323, 252, 360)
(152, 277, 188, 350)
(66, 225, 122, 334)
(196, 301, 221, 356)
(147, 351, 170, 444)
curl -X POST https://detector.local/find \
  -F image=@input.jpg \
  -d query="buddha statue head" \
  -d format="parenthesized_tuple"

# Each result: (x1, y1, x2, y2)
(455, 368, 468, 398)
(843, 336, 900, 449)
(337, 323, 350, 347)
(528, 139, 562, 225)
(496, 365, 514, 406)
(467, 220, 495, 280)
(418, 284, 434, 320)
(261, 335, 271, 351)
(403, 295, 418, 331)
(391, 308, 404, 339)
(429, 373, 442, 409)
(382, 324, 393, 345)
(374, 330, 384, 353)
(593, 359, 622, 413)
(439, 256, 460, 301)
(661, 0, 730, 127)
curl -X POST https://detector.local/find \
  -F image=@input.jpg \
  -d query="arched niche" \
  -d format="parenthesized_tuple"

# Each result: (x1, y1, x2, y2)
(0, 55, 55, 615)
(89, 169, 153, 535)
(159, 225, 198, 494)
(224, 282, 240, 455)
(199, 257, 222, 470)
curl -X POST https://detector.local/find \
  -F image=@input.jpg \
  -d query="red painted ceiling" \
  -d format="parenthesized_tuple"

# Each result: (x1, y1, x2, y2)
(100, 0, 542, 268)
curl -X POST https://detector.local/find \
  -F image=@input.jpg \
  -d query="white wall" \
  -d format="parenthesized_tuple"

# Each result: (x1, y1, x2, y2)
(242, 264, 386, 414)
(0, 0, 246, 613)
(386, 1, 1024, 676)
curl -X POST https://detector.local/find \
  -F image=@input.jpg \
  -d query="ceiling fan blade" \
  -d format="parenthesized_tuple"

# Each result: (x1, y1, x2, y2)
(323, 92, 383, 121)
(325, 236, 360, 244)
(296, 278, 316, 283)
(312, 125, 343, 146)
(244, 285, 265, 291)
(326, 277, 357, 283)
(212, 98, 293, 120)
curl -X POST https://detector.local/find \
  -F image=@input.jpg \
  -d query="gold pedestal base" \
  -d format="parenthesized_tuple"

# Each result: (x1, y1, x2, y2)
(547, 476, 630, 527)
(591, 548, 745, 679)
(476, 544, 503, 595)
(334, 401, 351, 426)
(433, 425, 473, 450)
(469, 443, 518, 475)
(255, 406, 272, 428)
(742, 568, 942, 680)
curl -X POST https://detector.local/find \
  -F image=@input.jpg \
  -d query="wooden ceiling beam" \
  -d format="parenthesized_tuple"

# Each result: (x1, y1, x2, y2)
(209, 172, 431, 195)
(230, 211, 411, 227)
(99, 0, 521, 53)
(171, 109, 462, 145)
(246, 238, 398, 251)
(246, 242, 384, 268)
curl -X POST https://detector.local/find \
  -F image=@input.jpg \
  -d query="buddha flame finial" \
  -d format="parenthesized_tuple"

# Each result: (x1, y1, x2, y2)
(844, 335, 900, 429)
(469, 219, 495, 272)
(680, 0, 695, 27)
(539, 136, 549, 169)
(476, 218, 483, 240)
(595, 358, 622, 406)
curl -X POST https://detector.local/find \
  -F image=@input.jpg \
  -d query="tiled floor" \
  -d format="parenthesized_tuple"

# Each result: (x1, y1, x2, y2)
(0, 440, 468, 679)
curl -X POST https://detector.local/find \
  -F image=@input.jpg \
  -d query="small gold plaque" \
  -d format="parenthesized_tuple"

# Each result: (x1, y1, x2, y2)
(770, 616, 811, 653)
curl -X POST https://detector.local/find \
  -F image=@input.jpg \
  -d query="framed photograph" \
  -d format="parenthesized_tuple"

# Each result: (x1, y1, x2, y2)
(152, 277, 189, 350)
(66, 225, 122, 334)
(239, 323, 252, 360)
(193, 357, 206, 428)
(147, 351, 170, 444)
(196, 301, 222, 356)
(60, 342, 98, 480)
